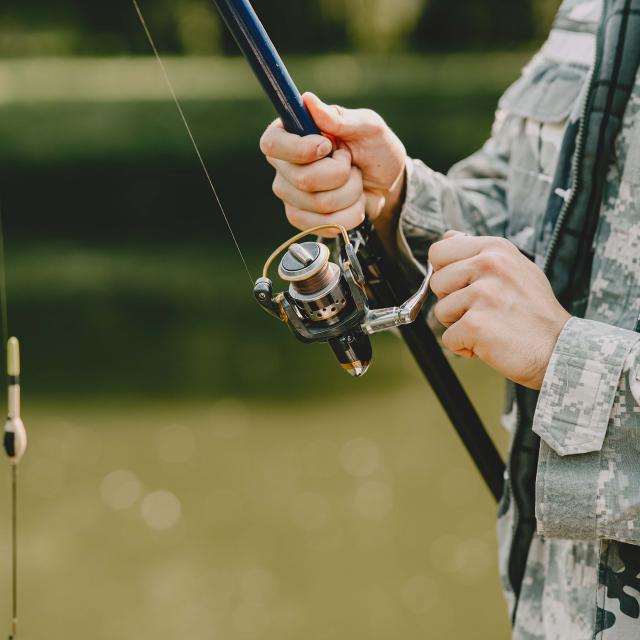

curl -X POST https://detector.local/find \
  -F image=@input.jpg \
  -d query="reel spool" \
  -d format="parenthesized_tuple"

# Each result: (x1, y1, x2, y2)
(254, 225, 433, 376)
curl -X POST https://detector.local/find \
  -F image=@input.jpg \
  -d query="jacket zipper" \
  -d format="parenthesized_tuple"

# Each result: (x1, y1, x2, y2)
(542, 61, 596, 274)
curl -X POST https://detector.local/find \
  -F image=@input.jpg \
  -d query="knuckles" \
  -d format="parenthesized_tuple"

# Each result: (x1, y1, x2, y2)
(292, 159, 351, 194)
(474, 250, 508, 275)
(335, 160, 353, 185)
(429, 272, 446, 298)
(433, 301, 449, 326)
(461, 310, 484, 336)
(315, 191, 338, 214)
(441, 328, 456, 351)
(428, 241, 449, 269)
(472, 279, 500, 304)
(284, 205, 304, 229)
(294, 172, 314, 193)
(361, 108, 385, 134)
(271, 175, 284, 199)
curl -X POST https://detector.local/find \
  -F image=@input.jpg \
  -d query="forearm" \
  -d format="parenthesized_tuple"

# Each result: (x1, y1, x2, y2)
(391, 151, 509, 287)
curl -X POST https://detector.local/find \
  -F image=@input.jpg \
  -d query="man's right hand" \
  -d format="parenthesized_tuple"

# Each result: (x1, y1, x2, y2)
(259, 92, 407, 236)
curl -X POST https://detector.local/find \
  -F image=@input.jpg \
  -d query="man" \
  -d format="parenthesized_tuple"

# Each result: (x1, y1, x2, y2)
(259, 0, 640, 638)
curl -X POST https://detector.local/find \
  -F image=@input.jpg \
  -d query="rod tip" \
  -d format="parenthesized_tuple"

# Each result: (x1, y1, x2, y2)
(7, 337, 19, 377)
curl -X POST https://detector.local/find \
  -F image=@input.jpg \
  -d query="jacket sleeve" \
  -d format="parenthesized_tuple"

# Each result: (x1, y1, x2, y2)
(533, 316, 640, 543)
(395, 108, 514, 279)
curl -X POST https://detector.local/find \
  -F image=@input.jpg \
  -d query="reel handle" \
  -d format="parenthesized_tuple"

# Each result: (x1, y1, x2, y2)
(361, 263, 433, 335)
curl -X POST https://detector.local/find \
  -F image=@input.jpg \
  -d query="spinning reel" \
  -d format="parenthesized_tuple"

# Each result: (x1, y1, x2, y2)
(254, 224, 433, 376)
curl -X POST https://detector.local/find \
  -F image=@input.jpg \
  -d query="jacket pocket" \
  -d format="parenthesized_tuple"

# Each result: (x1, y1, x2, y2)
(498, 61, 588, 255)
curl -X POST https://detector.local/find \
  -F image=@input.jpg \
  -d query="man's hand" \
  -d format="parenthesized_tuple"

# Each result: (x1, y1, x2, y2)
(429, 231, 571, 390)
(259, 93, 407, 236)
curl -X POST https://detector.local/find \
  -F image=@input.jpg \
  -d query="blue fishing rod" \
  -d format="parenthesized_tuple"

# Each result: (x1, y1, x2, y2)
(212, 0, 505, 501)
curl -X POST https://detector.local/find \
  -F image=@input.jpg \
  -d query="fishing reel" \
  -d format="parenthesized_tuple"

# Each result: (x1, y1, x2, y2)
(254, 224, 433, 376)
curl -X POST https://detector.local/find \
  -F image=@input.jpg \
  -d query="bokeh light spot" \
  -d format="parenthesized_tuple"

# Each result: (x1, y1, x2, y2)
(100, 469, 142, 510)
(451, 538, 493, 582)
(141, 490, 182, 530)
(339, 437, 380, 477)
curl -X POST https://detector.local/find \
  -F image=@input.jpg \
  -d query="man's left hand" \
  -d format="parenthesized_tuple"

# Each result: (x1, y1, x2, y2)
(428, 231, 571, 390)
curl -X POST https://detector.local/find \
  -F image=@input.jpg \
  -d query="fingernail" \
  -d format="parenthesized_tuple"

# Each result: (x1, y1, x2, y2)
(317, 140, 332, 158)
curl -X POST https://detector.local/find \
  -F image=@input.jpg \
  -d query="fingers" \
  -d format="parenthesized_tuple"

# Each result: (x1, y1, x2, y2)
(433, 286, 473, 327)
(441, 314, 480, 358)
(429, 257, 478, 299)
(429, 233, 483, 270)
(260, 118, 332, 164)
(273, 165, 363, 214)
(285, 194, 366, 235)
(267, 148, 352, 193)
(429, 233, 513, 270)
(303, 92, 384, 139)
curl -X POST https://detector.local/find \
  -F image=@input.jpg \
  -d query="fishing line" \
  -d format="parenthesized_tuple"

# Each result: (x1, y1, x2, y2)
(131, 0, 255, 286)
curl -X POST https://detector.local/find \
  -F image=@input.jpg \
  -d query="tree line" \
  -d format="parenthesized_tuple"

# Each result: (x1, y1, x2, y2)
(0, 0, 560, 56)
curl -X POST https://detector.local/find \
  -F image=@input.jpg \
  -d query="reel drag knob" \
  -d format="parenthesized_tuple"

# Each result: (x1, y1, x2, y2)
(278, 241, 348, 323)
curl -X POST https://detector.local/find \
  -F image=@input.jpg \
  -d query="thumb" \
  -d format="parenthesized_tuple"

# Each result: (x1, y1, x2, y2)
(304, 92, 373, 139)
(443, 229, 468, 240)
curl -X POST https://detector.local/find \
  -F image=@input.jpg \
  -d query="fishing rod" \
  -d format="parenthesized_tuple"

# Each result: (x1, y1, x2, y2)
(212, 0, 505, 501)
(3, 337, 26, 640)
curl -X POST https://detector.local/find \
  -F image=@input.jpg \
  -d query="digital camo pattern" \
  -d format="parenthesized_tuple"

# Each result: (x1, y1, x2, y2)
(533, 318, 638, 459)
(395, 0, 640, 637)
(595, 542, 640, 637)
(514, 538, 599, 639)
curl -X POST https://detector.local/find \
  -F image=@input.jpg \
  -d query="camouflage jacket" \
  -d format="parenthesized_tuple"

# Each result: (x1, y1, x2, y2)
(396, 1, 640, 638)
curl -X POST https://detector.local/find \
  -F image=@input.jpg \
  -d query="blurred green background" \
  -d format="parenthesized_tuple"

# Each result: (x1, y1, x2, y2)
(0, 1, 560, 638)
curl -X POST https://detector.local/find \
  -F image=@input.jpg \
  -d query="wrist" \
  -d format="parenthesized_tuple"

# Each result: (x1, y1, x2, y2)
(373, 165, 407, 256)
(529, 311, 572, 390)
(380, 165, 406, 220)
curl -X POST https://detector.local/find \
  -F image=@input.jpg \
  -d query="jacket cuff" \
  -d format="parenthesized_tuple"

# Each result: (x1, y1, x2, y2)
(534, 318, 640, 539)
(396, 158, 448, 284)
(533, 317, 640, 456)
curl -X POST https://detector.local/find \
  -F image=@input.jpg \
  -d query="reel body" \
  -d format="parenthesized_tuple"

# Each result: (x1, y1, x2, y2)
(254, 225, 432, 376)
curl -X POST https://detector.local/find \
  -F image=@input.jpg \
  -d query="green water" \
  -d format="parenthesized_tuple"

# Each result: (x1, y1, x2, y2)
(0, 243, 513, 640)
(0, 377, 510, 639)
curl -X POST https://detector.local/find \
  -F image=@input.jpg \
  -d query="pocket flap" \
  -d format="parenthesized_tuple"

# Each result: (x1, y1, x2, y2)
(498, 61, 587, 123)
